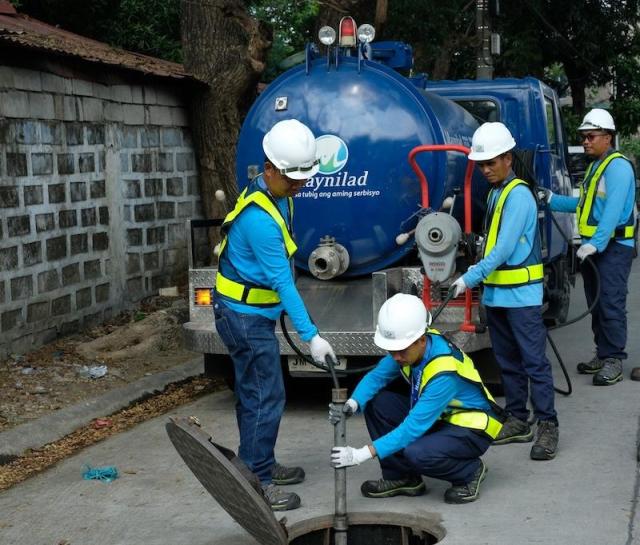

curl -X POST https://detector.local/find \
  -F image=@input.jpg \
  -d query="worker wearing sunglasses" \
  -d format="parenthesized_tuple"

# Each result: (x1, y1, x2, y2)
(539, 109, 636, 386)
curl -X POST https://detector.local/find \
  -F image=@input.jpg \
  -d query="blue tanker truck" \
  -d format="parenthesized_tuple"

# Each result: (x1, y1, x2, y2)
(183, 18, 576, 387)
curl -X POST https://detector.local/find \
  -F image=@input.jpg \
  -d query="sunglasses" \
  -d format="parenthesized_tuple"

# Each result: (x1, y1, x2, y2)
(581, 132, 608, 142)
(284, 175, 305, 185)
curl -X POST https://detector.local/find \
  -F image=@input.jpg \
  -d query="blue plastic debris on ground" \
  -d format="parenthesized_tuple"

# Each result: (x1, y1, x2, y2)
(82, 465, 119, 482)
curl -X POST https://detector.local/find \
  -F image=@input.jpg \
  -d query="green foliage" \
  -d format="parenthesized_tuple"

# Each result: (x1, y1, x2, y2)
(560, 106, 581, 146)
(620, 136, 640, 168)
(383, 0, 476, 79)
(249, 0, 320, 81)
(102, 0, 182, 63)
(12, 0, 182, 63)
(495, 0, 640, 135)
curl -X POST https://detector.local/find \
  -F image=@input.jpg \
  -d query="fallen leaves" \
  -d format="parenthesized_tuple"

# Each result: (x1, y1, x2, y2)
(0, 376, 223, 491)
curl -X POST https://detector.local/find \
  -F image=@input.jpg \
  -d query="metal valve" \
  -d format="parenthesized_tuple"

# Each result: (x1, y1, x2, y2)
(308, 236, 350, 280)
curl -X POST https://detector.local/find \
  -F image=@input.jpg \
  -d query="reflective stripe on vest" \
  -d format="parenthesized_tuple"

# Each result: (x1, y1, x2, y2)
(215, 184, 296, 307)
(577, 151, 635, 240)
(400, 331, 503, 440)
(483, 178, 543, 287)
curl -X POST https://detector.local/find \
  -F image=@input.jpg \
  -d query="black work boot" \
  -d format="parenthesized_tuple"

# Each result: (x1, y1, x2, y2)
(530, 420, 559, 460)
(261, 483, 301, 511)
(493, 415, 533, 445)
(444, 460, 487, 504)
(593, 358, 623, 386)
(577, 355, 603, 374)
(360, 477, 426, 498)
(271, 463, 305, 485)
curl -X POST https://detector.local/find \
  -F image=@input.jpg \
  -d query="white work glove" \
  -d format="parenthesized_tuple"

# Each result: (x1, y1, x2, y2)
(328, 398, 358, 425)
(309, 334, 337, 364)
(451, 277, 467, 298)
(536, 188, 553, 204)
(330, 445, 373, 468)
(576, 243, 597, 261)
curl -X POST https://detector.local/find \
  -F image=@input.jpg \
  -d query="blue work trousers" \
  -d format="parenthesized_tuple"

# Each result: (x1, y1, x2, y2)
(213, 299, 285, 484)
(486, 305, 557, 424)
(364, 389, 491, 486)
(581, 242, 634, 360)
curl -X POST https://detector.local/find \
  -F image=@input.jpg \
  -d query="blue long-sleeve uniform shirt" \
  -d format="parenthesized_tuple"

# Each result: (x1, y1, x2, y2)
(462, 172, 542, 307)
(217, 176, 318, 341)
(549, 153, 636, 251)
(351, 335, 491, 460)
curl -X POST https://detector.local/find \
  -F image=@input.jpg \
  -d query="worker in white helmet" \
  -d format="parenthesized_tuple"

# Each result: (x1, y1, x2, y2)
(213, 119, 336, 511)
(329, 293, 503, 504)
(540, 109, 637, 385)
(452, 122, 559, 460)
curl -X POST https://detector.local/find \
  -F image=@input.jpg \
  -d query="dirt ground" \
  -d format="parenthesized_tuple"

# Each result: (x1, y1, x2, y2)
(0, 292, 202, 433)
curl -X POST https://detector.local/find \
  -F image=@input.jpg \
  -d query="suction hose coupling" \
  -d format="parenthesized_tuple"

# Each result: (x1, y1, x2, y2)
(308, 236, 350, 280)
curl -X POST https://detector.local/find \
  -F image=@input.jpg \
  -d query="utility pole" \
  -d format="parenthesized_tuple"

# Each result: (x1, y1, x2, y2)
(476, 0, 493, 79)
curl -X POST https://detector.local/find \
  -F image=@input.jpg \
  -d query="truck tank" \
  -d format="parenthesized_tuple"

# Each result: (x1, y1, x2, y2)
(236, 55, 488, 278)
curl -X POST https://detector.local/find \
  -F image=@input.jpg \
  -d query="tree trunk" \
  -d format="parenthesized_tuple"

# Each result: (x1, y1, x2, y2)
(315, 0, 374, 34)
(374, 0, 388, 36)
(564, 63, 587, 115)
(180, 0, 271, 222)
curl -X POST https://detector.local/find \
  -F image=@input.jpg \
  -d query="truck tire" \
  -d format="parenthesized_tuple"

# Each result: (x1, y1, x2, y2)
(544, 258, 571, 326)
(204, 354, 235, 391)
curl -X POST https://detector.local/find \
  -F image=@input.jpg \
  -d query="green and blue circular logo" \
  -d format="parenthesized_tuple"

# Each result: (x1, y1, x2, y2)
(316, 134, 349, 174)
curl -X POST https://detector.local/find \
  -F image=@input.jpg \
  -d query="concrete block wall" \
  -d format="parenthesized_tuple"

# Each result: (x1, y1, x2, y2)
(0, 65, 203, 357)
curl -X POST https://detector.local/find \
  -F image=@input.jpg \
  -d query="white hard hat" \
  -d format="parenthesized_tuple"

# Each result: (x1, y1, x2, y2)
(468, 122, 516, 161)
(578, 108, 616, 131)
(262, 119, 320, 180)
(374, 293, 432, 351)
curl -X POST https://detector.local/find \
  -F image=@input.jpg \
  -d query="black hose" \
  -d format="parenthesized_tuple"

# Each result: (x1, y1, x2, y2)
(279, 290, 455, 379)
(545, 324, 573, 395)
(512, 152, 601, 396)
(431, 286, 456, 324)
(279, 313, 378, 376)
(540, 198, 601, 395)
(325, 354, 340, 390)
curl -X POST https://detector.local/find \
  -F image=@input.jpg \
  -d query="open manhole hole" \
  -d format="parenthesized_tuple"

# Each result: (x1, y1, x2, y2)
(167, 417, 445, 545)
(288, 512, 442, 544)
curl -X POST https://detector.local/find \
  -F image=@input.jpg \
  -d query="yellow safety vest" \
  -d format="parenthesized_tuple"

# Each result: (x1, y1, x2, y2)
(215, 184, 297, 306)
(577, 151, 635, 240)
(483, 178, 544, 287)
(400, 331, 503, 440)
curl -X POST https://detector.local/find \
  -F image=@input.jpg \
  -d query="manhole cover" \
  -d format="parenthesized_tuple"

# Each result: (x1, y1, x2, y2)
(166, 417, 287, 545)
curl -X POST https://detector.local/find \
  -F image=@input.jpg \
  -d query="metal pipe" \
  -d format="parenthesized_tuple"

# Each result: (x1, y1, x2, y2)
(332, 387, 348, 545)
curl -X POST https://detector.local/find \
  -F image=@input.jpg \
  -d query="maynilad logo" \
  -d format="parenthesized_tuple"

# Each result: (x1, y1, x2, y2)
(316, 134, 349, 174)
(297, 133, 377, 200)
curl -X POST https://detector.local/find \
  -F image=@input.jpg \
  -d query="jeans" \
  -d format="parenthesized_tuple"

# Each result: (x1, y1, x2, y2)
(213, 299, 284, 484)
(364, 389, 491, 486)
(486, 305, 557, 424)
(581, 242, 634, 360)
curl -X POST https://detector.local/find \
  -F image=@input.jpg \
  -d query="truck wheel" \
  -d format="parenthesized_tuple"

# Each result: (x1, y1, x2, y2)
(204, 354, 235, 390)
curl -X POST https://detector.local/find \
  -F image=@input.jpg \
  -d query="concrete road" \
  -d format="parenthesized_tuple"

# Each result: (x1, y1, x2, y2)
(1, 262, 639, 545)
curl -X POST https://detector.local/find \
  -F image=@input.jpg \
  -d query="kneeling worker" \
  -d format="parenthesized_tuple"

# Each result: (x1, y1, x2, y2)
(329, 294, 503, 504)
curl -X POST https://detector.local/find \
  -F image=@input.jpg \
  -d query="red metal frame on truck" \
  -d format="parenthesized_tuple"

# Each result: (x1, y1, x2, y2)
(408, 144, 476, 333)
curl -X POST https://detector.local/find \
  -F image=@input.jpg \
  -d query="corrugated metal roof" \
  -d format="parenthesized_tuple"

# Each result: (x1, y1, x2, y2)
(0, 1, 192, 80)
